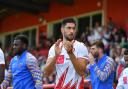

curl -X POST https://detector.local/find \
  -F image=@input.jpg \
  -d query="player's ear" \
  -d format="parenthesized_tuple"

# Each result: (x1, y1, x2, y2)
(61, 26, 64, 34)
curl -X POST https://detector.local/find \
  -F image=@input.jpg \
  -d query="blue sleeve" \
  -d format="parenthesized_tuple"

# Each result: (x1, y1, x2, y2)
(26, 56, 43, 89)
(93, 58, 115, 81)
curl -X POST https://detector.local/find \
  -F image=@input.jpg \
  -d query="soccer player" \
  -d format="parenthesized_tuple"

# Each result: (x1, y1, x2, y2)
(1, 35, 42, 89)
(44, 18, 89, 89)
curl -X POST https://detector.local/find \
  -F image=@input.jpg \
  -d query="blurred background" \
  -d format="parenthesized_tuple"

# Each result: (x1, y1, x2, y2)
(0, 0, 128, 88)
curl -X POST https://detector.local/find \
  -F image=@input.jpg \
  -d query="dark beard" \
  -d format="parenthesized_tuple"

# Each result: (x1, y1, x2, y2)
(65, 37, 73, 41)
(14, 49, 27, 56)
(94, 53, 98, 63)
(65, 35, 74, 41)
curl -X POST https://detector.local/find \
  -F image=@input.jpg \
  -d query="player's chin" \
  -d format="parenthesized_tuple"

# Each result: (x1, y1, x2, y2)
(13, 50, 18, 55)
(68, 36, 74, 40)
(67, 38, 74, 41)
(13, 51, 17, 55)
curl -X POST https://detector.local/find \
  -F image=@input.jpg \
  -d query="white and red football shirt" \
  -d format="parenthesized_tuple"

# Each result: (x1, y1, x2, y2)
(48, 40, 89, 89)
(116, 68, 128, 89)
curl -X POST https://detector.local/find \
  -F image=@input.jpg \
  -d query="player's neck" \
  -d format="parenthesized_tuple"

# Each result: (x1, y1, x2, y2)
(63, 38, 74, 42)
(17, 49, 27, 56)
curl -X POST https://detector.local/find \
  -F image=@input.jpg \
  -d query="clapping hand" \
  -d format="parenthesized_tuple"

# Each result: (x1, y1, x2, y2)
(55, 39, 62, 56)
(89, 53, 95, 64)
(64, 40, 74, 54)
(0, 84, 6, 89)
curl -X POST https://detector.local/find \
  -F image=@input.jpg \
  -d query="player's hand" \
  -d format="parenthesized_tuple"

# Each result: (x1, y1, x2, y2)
(55, 39, 62, 56)
(0, 84, 6, 89)
(64, 40, 74, 54)
(89, 53, 95, 64)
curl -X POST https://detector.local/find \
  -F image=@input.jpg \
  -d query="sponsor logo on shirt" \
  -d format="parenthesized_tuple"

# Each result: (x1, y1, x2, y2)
(57, 55, 64, 64)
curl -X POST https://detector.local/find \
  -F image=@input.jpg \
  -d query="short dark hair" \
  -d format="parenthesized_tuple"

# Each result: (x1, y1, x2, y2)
(91, 40, 105, 53)
(124, 49, 128, 55)
(61, 18, 76, 27)
(14, 35, 28, 46)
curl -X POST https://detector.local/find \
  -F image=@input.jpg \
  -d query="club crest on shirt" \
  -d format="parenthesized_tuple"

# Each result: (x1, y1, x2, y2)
(18, 63, 23, 68)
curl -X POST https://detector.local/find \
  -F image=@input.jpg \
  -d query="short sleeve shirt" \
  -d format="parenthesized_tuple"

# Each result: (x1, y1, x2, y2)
(48, 40, 89, 89)
(0, 48, 5, 64)
(116, 68, 128, 89)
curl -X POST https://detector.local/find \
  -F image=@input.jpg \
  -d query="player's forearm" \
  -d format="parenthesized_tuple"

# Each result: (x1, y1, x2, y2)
(29, 69, 42, 89)
(1, 80, 9, 89)
(26, 59, 43, 88)
(1, 69, 12, 88)
(44, 56, 57, 76)
(68, 53, 86, 76)
(94, 58, 115, 81)
(34, 71, 43, 89)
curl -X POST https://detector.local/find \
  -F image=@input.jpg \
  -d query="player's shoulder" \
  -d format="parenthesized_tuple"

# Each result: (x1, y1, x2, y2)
(10, 56, 18, 65)
(0, 48, 4, 54)
(74, 40, 87, 47)
(50, 43, 55, 47)
(49, 41, 63, 50)
(26, 52, 37, 60)
(106, 56, 115, 63)
(49, 44, 55, 51)
(122, 68, 128, 75)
